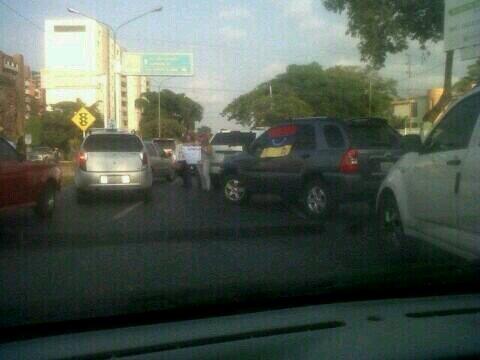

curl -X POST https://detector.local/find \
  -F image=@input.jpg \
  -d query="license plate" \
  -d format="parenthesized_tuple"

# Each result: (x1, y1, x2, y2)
(380, 161, 393, 173)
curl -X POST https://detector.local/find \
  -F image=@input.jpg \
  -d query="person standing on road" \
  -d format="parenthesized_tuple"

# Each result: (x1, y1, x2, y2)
(196, 133, 212, 191)
(175, 132, 196, 189)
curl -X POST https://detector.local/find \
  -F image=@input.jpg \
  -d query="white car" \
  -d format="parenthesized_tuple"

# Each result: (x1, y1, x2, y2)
(377, 86, 480, 260)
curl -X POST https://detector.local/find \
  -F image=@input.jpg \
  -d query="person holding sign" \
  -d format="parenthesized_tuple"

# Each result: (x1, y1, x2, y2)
(175, 132, 198, 189)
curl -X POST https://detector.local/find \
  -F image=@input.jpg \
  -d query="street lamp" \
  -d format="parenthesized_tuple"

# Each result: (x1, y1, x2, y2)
(67, 6, 163, 128)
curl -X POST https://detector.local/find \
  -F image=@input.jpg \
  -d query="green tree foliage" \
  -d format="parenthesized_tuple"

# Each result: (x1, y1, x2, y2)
(322, 0, 443, 68)
(321, 0, 452, 123)
(222, 63, 396, 127)
(135, 90, 203, 139)
(196, 125, 212, 135)
(453, 59, 480, 96)
(40, 100, 104, 155)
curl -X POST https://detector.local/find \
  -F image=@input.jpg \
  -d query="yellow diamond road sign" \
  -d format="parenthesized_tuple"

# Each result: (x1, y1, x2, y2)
(72, 107, 96, 132)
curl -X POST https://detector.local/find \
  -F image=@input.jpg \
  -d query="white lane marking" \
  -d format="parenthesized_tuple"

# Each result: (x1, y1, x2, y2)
(113, 201, 143, 221)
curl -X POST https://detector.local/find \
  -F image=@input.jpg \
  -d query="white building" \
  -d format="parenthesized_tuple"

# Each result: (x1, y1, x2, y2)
(42, 18, 149, 130)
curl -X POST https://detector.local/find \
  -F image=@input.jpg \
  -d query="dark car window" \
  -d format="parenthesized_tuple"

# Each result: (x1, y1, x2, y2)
(210, 132, 256, 147)
(294, 125, 316, 151)
(324, 125, 346, 148)
(0, 139, 19, 161)
(347, 123, 399, 148)
(145, 143, 158, 157)
(424, 94, 480, 153)
(83, 134, 143, 152)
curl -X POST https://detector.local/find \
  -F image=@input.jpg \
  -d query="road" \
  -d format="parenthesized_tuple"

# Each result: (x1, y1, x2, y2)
(0, 177, 463, 329)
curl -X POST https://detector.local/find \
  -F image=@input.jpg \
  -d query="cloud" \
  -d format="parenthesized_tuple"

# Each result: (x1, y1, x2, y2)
(261, 62, 287, 80)
(219, 6, 251, 20)
(276, 0, 323, 30)
(219, 26, 247, 41)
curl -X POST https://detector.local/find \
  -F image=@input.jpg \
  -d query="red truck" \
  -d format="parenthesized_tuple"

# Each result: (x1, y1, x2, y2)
(0, 137, 62, 217)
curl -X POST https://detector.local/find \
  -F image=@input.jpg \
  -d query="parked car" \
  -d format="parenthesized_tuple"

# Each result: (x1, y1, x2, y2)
(74, 129, 153, 203)
(377, 87, 480, 260)
(0, 137, 61, 217)
(210, 130, 260, 187)
(144, 140, 175, 182)
(222, 117, 404, 218)
(28, 146, 54, 162)
(153, 138, 178, 161)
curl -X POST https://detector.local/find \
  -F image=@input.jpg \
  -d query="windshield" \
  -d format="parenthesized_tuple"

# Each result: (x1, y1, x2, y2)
(83, 134, 143, 152)
(210, 132, 256, 147)
(2, 0, 480, 339)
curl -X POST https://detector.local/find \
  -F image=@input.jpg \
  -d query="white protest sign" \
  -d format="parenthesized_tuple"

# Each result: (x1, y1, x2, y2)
(181, 145, 201, 165)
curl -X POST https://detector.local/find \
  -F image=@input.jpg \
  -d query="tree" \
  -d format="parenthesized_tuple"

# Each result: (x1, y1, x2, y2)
(40, 100, 104, 155)
(321, 0, 452, 122)
(453, 58, 480, 96)
(196, 125, 212, 135)
(222, 63, 396, 127)
(135, 90, 203, 138)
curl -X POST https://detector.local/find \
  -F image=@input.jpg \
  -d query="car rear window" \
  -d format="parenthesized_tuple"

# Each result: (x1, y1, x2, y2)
(83, 134, 143, 152)
(324, 125, 346, 148)
(347, 123, 399, 148)
(210, 132, 256, 147)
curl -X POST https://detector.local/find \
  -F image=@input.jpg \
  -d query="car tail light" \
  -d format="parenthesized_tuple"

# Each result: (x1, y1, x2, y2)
(340, 149, 359, 174)
(77, 151, 87, 171)
(140, 152, 148, 166)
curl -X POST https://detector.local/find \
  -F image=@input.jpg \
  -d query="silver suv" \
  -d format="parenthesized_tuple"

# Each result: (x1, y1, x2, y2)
(74, 129, 153, 203)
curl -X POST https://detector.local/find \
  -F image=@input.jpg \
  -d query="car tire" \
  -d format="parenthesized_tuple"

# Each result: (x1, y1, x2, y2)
(301, 179, 335, 220)
(76, 189, 89, 204)
(377, 192, 415, 261)
(223, 174, 249, 205)
(35, 183, 56, 218)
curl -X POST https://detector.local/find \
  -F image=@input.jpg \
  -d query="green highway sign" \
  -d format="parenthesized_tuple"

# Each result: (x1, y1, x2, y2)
(122, 53, 194, 76)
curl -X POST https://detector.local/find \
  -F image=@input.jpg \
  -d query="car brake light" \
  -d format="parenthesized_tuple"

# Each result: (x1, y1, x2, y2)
(77, 152, 87, 171)
(340, 149, 359, 174)
(140, 152, 148, 166)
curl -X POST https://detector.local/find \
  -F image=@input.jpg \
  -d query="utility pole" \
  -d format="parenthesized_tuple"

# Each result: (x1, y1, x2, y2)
(406, 53, 412, 135)
(368, 78, 372, 117)
(158, 84, 162, 138)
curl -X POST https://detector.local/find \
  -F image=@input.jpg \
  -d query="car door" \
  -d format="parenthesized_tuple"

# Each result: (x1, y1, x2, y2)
(405, 95, 478, 245)
(145, 143, 162, 179)
(0, 138, 28, 207)
(455, 93, 480, 257)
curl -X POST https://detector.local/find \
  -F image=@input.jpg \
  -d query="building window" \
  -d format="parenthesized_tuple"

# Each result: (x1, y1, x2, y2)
(54, 25, 86, 32)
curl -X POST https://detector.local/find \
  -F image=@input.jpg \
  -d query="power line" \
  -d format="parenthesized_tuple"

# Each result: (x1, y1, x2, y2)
(0, 0, 44, 32)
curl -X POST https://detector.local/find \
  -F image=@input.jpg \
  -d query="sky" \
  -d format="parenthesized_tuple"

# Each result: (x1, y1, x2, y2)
(0, 0, 475, 131)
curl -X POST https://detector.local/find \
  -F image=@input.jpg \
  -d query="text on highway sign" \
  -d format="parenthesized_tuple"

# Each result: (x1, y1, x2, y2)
(122, 53, 194, 76)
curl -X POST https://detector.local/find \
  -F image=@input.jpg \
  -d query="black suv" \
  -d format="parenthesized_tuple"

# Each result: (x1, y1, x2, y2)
(222, 117, 404, 218)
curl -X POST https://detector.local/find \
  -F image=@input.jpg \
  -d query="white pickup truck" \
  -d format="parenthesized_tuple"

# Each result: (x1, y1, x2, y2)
(377, 86, 480, 260)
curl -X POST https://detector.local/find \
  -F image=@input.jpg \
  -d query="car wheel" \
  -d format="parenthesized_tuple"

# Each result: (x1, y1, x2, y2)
(223, 174, 248, 205)
(302, 179, 334, 219)
(143, 187, 153, 203)
(35, 183, 56, 218)
(377, 192, 414, 260)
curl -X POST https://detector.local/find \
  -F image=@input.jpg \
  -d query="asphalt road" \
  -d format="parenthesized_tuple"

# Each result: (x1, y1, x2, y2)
(0, 177, 464, 329)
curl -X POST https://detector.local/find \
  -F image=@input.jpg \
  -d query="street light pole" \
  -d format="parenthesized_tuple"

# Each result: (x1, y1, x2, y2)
(157, 77, 172, 138)
(67, 6, 163, 128)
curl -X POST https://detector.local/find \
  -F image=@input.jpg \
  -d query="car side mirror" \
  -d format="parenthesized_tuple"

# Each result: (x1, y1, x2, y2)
(401, 134, 422, 153)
